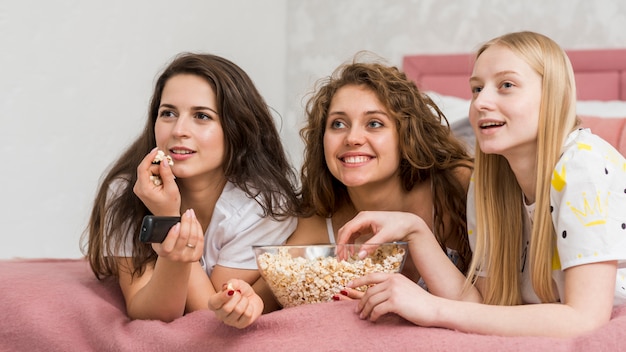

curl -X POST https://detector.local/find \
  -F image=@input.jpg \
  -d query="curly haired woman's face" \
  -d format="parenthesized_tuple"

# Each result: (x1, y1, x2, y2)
(323, 84, 400, 188)
(468, 45, 542, 159)
(154, 74, 225, 181)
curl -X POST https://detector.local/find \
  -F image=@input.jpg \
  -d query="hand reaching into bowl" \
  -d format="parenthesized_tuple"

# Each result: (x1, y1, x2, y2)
(337, 211, 430, 258)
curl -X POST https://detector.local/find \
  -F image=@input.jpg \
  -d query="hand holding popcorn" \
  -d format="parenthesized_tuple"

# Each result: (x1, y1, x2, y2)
(208, 280, 264, 329)
(133, 148, 181, 216)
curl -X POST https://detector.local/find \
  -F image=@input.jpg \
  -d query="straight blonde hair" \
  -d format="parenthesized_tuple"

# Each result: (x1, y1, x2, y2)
(466, 32, 578, 305)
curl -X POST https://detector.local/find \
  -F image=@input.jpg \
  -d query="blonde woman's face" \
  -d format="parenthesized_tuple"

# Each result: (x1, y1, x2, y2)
(154, 74, 225, 183)
(468, 45, 542, 161)
(323, 85, 400, 189)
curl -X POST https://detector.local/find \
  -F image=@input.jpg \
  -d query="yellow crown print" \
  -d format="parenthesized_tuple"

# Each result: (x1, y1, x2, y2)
(566, 191, 609, 227)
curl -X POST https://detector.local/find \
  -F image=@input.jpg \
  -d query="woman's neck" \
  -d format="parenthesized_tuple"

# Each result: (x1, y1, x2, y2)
(346, 178, 429, 213)
(504, 149, 538, 204)
(178, 176, 228, 232)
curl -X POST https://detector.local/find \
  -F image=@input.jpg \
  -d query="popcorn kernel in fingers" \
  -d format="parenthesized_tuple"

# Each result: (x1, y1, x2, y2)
(150, 175, 163, 186)
(152, 149, 174, 166)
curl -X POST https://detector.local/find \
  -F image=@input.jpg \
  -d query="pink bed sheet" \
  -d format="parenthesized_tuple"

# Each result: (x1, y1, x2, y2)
(1, 258, 624, 351)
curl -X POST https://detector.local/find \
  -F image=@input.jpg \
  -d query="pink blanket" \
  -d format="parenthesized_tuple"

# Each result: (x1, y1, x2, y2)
(0, 259, 624, 351)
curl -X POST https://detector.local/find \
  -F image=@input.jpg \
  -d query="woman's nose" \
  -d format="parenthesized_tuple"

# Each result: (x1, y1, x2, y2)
(344, 126, 365, 145)
(172, 115, 191, 137)
(472, 89, 495, 111)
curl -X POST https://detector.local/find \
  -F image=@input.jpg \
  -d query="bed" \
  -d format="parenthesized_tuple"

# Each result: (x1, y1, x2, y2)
(2, 49, 626, 352)
(403, 48, 626, 155)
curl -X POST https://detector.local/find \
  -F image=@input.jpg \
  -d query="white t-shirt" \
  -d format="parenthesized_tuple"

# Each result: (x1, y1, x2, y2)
(107, 180, 296, 276)
(199, 182, 296, 275)
(467, 128, 626, 305)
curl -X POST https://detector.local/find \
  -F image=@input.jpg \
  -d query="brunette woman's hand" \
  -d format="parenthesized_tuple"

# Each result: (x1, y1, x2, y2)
(151, 208, 204, 263)
(208, 279, 264, 329)
(133, 148, 181, 216)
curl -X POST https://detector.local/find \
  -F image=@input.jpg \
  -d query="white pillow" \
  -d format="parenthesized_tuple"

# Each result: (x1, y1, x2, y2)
(427, 91, 626, 121)
(576, 100, 626, 118)
(425, 91, 470, 125)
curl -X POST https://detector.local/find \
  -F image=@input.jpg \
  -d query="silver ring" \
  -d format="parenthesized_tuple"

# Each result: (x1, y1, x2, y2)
(186, 243, 196, 248)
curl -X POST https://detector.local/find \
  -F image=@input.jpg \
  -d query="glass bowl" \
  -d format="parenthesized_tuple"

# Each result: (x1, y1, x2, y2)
(253, 242, 408, 308)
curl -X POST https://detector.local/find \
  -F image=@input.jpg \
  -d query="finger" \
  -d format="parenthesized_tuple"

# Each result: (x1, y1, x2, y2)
(332, 289, 355, 301)
(208, 288, 234, 311)
(159, 222, 181, 252)
(357, 282, 388, 321)
(342, 287, 365, 300)
(182, 209, 201, 251)
(137, 148, 160, 174)
(134, 149, 161, 193)
(365, 299, 390, 322)
(158, 153, 177, 186)
(336, 214, 373, 245)
(177, 209, 193, 249)
(347, 272, 388, 289)
(223, 296, 252, 328)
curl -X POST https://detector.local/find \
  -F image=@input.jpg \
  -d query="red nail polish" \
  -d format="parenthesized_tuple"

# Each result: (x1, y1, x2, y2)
(340, 290, 348, 296)
(332, 295, 340, 301)
(236, 289, 242, 294)
(227, 290, 235, 296)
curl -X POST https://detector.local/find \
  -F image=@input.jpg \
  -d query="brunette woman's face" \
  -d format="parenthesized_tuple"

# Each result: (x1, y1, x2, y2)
(154, 74, 225, 182)
(323, 84, 400, 188)
(469, 45, 542, 160)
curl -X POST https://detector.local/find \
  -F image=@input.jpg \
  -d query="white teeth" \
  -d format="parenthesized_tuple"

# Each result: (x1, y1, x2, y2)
(480, 122, 504, 128)
(171, 149, 192, 154)
(343, 156, 370, 164)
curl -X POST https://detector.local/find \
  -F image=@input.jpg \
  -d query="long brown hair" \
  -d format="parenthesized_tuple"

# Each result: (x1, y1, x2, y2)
(300, 53, 474, 272)
(82, 53, 301, 279)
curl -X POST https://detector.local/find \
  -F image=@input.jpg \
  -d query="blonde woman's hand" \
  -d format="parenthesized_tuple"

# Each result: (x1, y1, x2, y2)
(134, 148, 181, 216)
(208, 279, 264, 329)
(152, 208, 204, 262)
(348, 272, 437, 326)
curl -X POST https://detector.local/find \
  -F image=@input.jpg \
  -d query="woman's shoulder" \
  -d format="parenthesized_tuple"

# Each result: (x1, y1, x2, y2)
(216, 182, 263, 213)
(561, 128, 623, 159)
(554, 128, 626, 185)
(451, 161, 474, 193)
(286, 215, 330, 245)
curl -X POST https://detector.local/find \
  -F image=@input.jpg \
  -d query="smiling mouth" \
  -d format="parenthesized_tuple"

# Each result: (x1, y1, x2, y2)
(170, 149, 194, 155)
(480, 122, 505, 129)
(341, 155, 371, 164)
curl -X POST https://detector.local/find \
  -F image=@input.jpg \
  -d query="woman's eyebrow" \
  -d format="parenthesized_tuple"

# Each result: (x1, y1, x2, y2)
(159, 103, 218, 115)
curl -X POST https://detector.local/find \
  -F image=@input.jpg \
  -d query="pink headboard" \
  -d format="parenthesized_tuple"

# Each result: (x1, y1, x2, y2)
(402, 49, 626, 101)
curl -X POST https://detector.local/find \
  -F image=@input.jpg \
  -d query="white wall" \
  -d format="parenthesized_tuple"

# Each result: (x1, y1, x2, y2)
(2, 0, 625, 259)
(0, 0, 287, 259)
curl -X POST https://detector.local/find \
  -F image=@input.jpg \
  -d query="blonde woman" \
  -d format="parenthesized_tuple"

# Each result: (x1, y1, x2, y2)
(336, 31, 626, 337)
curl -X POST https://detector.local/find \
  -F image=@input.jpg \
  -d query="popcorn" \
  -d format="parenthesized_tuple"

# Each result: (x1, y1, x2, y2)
(152, 150, 174, 166)
(256, 244, 406, 308)
(150, 150, 173, 186)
